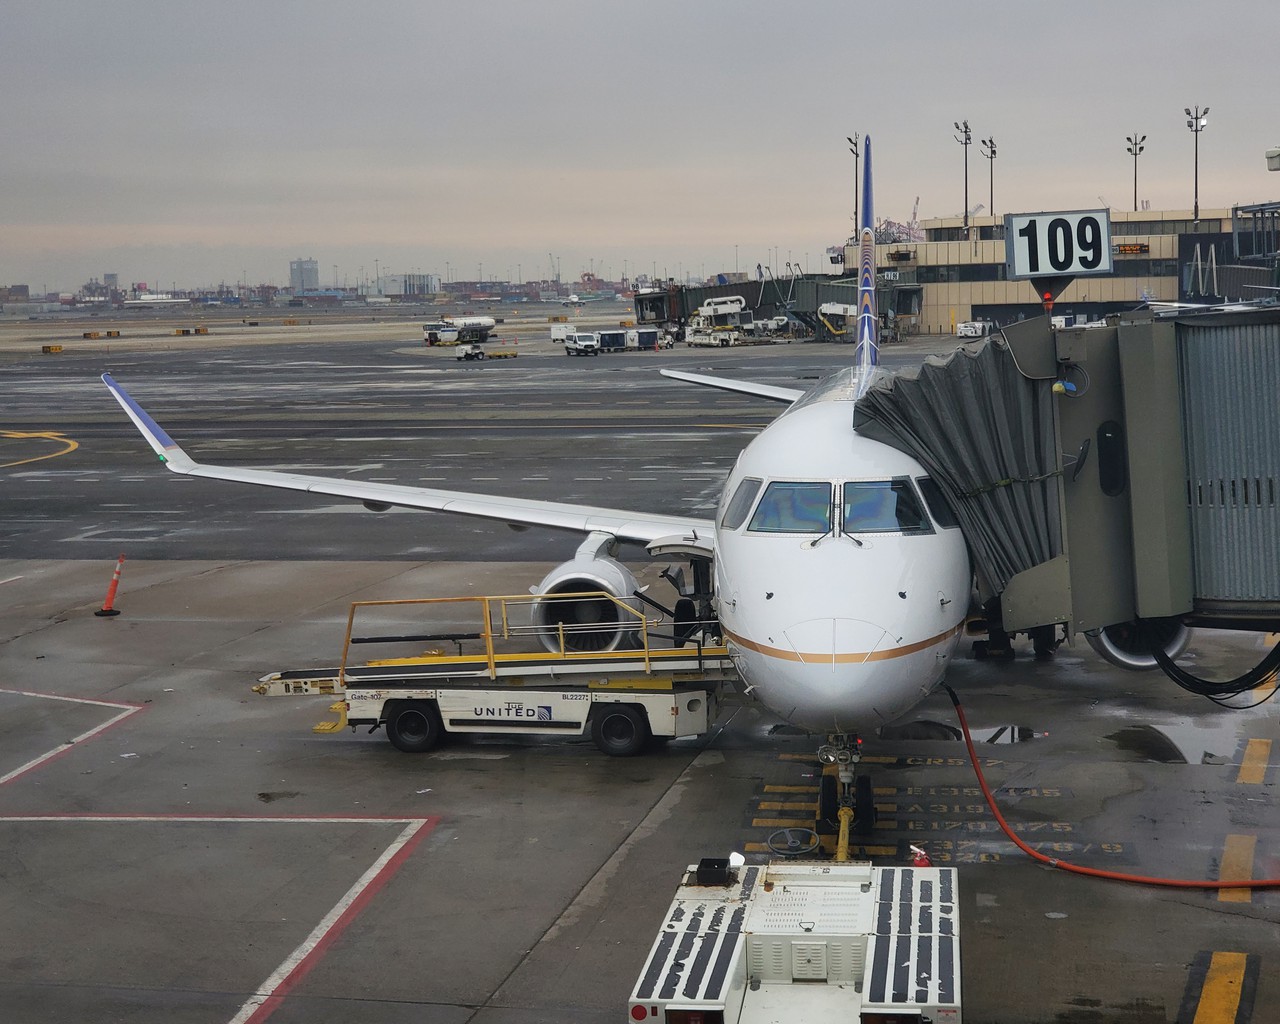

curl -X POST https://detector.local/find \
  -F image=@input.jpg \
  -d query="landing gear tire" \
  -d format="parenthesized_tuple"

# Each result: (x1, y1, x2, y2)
(818, 773, 840, 825)
(853, 775, 877, 836)
(591, 705, 649, 757)
(1031, 624, 1058, 658)
(385, 701, 442, 753)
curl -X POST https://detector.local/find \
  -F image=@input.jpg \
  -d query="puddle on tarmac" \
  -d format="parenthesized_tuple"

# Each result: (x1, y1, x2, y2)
(1103, 724, 1188, 763)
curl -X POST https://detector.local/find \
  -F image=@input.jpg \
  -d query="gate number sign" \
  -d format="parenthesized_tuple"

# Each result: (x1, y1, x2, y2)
(1004, 209, 1113, 280)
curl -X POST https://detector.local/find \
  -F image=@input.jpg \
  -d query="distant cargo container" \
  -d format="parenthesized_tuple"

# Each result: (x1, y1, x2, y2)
(627, 328, 660, 351)
(598, 329, 626, 353)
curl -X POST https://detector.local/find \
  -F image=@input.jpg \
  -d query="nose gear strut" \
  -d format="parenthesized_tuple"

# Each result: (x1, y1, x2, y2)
(768, 734, 878, 861)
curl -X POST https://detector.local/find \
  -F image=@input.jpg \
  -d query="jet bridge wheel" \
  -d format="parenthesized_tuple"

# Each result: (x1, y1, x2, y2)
(590, 704, 650, 757)
(384, 700, 443, 754)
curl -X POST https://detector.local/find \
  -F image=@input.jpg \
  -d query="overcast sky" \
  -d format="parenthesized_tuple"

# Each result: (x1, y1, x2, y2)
(3, 0, 1277, 293)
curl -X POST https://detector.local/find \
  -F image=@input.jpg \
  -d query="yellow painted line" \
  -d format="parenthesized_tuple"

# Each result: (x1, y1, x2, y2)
(1237, 738, 1271, 785)
(1250, 673, 1278, 699)
(744, 842, 898, 857)
(1192, 951, 1248, 1022)
(752, 817, 813, 829)
(0, 430, 79, 468)
(1218, 834, 1257, 904)
(764, 784, 818, 794)
(758, 801, 817, 813)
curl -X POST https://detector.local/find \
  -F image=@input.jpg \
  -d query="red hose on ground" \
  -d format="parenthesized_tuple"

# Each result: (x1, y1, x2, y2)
(945, 686, 1280, 890)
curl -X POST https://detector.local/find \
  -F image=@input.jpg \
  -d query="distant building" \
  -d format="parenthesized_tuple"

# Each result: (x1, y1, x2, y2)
(289, 258, 320, 293)
(383, 273, 441, 297)
(838, 207, 1273, 334)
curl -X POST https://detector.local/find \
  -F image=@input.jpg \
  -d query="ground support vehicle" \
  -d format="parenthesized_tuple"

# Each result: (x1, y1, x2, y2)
(255, 592, 734, 757)
(456, 341, 517, 360)
(564, 331, 601, 355)
(629, 859, 962, 1024)
(687, 329, 743, 347)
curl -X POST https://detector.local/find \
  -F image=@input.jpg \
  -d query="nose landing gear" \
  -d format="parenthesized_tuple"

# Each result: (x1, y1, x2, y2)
(764, 734, 880, 861)
(817, 734, 877, 858)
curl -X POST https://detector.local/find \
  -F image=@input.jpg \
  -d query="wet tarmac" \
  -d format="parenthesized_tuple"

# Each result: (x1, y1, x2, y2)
(1, 316, 1277, 1023)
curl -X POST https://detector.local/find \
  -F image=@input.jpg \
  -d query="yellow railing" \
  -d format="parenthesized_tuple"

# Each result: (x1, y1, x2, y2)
(337, 591, 673, 685)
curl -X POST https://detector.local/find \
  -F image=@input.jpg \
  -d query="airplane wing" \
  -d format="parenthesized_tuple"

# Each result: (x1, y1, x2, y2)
(660, 369, 803, 404)
(101, 374, 715, 547)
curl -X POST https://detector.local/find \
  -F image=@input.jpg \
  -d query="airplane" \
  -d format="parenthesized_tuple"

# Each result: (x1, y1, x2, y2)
(561, 293, 610, 306)
(102, 135, 970, 822)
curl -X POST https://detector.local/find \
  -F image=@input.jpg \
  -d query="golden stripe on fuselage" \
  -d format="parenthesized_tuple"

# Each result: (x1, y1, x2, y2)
(722, 623, 964, 664)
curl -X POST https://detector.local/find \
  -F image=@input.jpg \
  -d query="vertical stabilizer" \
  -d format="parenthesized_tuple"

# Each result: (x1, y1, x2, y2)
(854, 135, 878, 395)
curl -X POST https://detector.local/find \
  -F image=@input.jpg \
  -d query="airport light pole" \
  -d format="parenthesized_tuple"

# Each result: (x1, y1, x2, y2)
(847, 135, 859, 226)
(980, 136, 996, 219)
(954, 120, 972, 231)
(1125, 133, 1146, 212)
(374, 259, 380, 296)
(1185, 106, 1208, 224)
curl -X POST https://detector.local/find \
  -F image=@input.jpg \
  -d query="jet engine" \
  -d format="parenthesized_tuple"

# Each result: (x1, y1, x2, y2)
(1084, 616, 1192, 671)
(530, 533, 643, 654)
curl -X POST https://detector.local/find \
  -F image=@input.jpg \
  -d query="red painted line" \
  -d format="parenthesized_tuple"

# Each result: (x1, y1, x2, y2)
(0, 814, 435, 823)
(236, 816, 439, 1024)
(0, 703, 146, 787)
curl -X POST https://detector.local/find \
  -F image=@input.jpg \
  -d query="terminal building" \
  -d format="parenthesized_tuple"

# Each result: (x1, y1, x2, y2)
(633, 201, 1279, 341)
(840, 204, 1280, 336)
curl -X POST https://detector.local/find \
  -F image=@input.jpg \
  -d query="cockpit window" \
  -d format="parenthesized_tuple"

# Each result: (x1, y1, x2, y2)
(747, 481, 832, 533)
(720, 477, 763, 530)
(915, 476, 960, 529)
(842, 479, 932, 534)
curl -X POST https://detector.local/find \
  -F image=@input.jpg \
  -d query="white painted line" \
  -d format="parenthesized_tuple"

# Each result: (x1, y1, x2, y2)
(0, 812, 436, 1023)
(0, 688, 146, 787)
(0, 576, 24, 586)
(229, 818, 433, 1024)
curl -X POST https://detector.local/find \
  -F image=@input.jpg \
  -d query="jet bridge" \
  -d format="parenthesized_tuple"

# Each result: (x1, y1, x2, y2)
(852, 307, 1280, 672)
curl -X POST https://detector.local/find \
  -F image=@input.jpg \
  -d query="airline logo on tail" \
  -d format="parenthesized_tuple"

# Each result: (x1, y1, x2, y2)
(854, 134, 878, 391)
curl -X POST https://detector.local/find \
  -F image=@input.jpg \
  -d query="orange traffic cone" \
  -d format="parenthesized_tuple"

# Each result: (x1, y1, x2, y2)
(95, 553, 125, 617)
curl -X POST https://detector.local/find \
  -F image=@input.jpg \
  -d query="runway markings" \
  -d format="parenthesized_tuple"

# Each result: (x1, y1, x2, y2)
(0, 430, 78, 469)
(1236, 738, 1271, 785)
(0, 688, 147, 786)
(230, 816, 438, 1024)
(749, 753, 1127, 865)
(0, 814, 438, 1024)
(1178, 950, 1258, 1024)
(1218, 835, 1258, 905)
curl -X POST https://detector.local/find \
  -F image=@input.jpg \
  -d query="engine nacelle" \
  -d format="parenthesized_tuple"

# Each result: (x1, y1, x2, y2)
(1084, 617, 1192, 671)
(530, 534, 642, 654)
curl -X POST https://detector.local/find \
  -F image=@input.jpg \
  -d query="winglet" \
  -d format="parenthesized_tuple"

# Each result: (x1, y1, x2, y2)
(101, 373, 197, 472)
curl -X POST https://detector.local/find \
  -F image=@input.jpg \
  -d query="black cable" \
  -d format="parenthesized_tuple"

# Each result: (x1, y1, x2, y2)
(1154, 638, 1280, 699)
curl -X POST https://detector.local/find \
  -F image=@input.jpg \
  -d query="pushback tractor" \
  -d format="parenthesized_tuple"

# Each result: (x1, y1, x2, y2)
(630, 858, 962, 1024)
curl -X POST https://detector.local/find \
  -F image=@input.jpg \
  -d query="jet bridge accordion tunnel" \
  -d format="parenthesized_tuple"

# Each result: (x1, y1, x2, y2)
(852, 308, 1280, 683)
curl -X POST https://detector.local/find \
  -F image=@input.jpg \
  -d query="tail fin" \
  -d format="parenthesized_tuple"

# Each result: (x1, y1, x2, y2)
(854, 134, 878, 394)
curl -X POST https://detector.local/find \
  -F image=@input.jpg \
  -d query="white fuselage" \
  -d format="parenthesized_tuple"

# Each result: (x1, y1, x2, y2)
(712, 384, 970, 734)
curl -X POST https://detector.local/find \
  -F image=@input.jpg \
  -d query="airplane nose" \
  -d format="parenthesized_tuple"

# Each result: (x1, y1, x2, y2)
(782, 617, 890, 664)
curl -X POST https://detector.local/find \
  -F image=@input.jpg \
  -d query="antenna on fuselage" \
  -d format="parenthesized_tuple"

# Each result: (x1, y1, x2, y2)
(853, 134, 878, 398)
